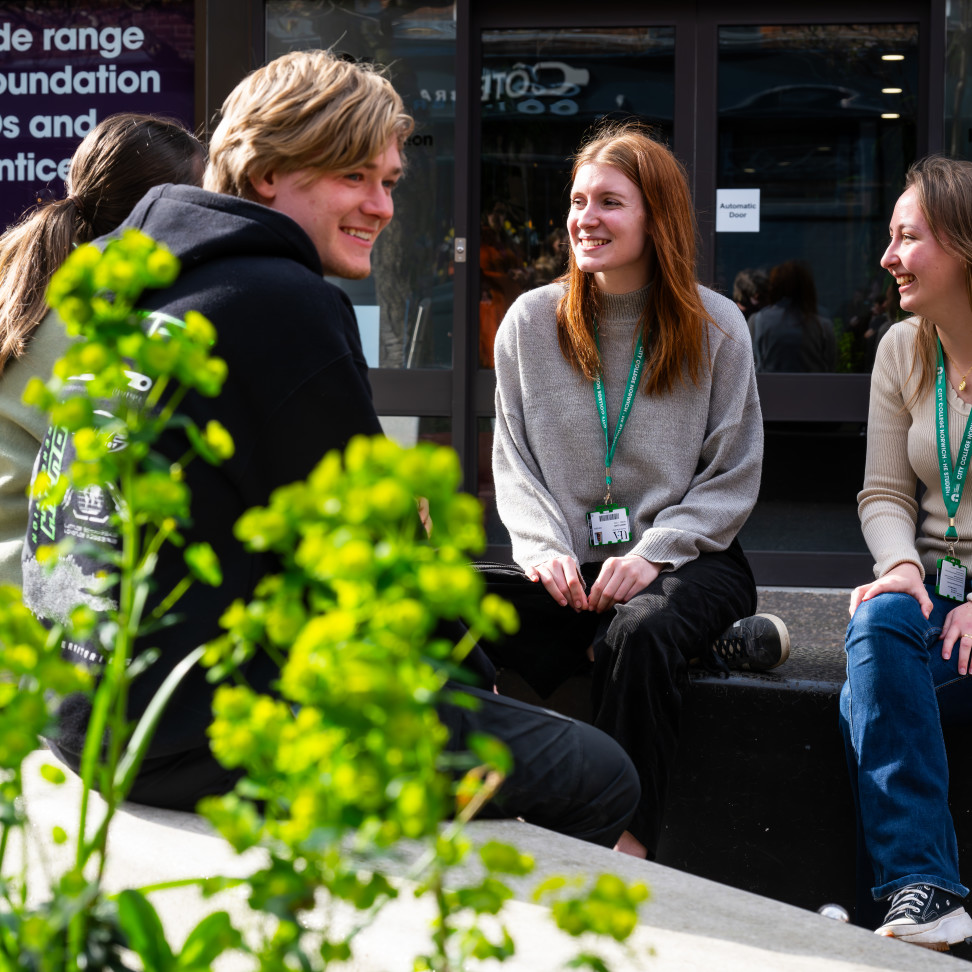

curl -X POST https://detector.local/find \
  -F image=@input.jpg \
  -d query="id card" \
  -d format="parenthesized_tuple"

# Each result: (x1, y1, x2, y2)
(587, 505, 630, 546)
(936, 556, 968, 601)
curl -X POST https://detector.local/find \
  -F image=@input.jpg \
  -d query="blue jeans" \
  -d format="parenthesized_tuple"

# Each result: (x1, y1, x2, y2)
(840, 584, 972, 903)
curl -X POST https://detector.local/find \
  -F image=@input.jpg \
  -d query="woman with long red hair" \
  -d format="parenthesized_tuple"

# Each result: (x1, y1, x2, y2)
(483, 120, 786, 859)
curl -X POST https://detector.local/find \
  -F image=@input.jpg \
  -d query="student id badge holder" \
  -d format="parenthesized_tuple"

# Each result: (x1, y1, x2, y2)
(934, 339, 972, 601)
(936, 551, 966, 601)
(588, 322, 644, 549)
(587, 504, 631, 547)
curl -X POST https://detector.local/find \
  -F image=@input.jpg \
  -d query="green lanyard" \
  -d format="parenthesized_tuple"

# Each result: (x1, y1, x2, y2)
(593, 321, 645, 503)
(935, 339, 972, 552)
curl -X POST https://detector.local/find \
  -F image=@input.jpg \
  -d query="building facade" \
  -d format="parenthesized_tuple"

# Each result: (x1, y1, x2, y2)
(3, 0, 972, 587)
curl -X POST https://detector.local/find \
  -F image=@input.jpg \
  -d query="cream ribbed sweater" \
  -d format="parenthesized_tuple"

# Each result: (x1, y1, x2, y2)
(492, 282, 763, 572)
(0, 309, 70, 587)
(859, 317, 972, 579)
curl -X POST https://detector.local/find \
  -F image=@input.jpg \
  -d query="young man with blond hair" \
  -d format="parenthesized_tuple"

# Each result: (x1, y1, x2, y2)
(40, 49, 640, 848)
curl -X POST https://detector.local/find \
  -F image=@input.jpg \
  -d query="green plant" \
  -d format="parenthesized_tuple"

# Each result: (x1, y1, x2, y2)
(4, 229, 238, 971)
(0, 232, 649, 972)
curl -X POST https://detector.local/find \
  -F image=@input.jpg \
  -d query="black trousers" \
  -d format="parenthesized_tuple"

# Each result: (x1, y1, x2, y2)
(49, 681, 639, 850)
(479, 539, 756, 855)
(438, 684, 639, 847)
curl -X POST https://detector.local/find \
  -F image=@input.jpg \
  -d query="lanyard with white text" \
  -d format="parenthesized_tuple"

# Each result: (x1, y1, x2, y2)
(593, 321, 645, 504)
(935, 339, 972, 556)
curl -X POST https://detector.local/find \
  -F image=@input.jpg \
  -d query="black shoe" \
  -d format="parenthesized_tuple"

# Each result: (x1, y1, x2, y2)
(875, 884, 972, 950)
(712, 614, 790, 671)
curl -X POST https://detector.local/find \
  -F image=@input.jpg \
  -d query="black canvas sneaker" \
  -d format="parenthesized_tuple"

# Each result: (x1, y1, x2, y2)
(876, 884, 972, 950)
(712, 613, 790, 671)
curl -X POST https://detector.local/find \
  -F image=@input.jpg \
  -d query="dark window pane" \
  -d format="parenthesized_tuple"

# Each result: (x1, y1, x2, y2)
(266, 0, 455, 369)
(479, 27, 676, 367)
(716, 23, 918, 375)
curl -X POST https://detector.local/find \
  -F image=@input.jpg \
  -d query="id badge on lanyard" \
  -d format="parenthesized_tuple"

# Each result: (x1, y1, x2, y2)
(589, 322, 644, 548)
(936, 556, 967, 601)
(587, 505, 631, 546)
(934, 340, 972, 601)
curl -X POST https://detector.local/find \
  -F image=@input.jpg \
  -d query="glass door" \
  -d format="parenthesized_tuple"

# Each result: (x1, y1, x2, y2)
(715, 22, 919, 375)
(710, 17, 922, 583)
(473, 2, 932, 585)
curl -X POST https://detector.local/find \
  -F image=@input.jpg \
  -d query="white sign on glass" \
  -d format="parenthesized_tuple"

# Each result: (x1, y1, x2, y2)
(716, 189, 760, 233)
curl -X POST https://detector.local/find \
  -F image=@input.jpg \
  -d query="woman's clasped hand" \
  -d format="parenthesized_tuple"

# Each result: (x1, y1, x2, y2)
(528, 555, 661, 613)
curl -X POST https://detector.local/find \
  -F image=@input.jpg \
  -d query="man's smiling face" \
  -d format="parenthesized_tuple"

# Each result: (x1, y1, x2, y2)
(254, 139, 402, 278)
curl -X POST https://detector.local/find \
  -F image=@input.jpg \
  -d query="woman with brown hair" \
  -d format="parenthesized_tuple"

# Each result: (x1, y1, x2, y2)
(484, 120, 785, 859)
(0, 113, 205, 585)
(843, 154, 972, 949)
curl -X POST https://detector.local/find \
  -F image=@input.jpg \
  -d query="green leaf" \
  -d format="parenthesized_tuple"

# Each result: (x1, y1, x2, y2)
(116, 889, 174, 971)
(466, 732, 513, 776)
(38, 762, 66, 785)
(114, 646, 206, 797)
(533, 875, 569, 902)
(453, 877, 512, 915)
(184, 542, 223, 587)
(479, 840, 534, 876)
(175, 911, 242, 969)
(566, 953, 612, 972)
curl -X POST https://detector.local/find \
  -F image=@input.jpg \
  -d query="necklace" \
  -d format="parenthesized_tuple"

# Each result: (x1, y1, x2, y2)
(942, 344, 972, 392)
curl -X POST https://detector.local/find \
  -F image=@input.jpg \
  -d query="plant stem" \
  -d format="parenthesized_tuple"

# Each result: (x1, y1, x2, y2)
(148, 575, 192, 623)
(67, 446, 140, 970)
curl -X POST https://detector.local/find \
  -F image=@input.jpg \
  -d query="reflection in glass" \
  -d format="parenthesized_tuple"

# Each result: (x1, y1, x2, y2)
(716, 23, 918, 374)
(732, 267, 770, 321)
(378, 416, 451, 450)
(750, 260, 836, 372)
(477, 417, 509, 547)
(947, 1, 972, 161)
(480, 27, 676, 367)
(266, 0, 455, 369)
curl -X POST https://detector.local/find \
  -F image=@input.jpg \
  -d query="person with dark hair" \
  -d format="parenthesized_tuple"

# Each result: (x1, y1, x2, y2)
(0, 113, 206, 585)
(732, 266, 769, 322)
(484, 120, 788, 860)
(844, 154, 972, 949)
(749, 259, 837, 372)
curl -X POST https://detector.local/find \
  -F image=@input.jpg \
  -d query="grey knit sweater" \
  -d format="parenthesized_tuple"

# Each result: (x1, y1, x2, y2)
(492, 282, 763, 572)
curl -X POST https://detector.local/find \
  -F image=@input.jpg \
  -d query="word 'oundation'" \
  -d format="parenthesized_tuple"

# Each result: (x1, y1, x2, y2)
(0, 22, 145, 59)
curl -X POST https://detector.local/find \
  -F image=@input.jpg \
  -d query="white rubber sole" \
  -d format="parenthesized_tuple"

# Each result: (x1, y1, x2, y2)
(876, 907, 972, 950)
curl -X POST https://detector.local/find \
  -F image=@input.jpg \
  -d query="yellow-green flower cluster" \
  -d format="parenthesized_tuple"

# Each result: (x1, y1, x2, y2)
(202, 435, 520, 912)
(0, 585, 88, 821)
(537, 873, 650, 942)
(24, 229, 233, 598)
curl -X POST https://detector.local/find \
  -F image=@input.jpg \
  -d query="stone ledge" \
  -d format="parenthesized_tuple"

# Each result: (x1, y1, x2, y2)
(7, 749, 959, 971)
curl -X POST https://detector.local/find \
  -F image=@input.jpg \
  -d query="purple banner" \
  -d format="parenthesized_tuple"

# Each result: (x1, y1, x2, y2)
(0, 0, 194, 229)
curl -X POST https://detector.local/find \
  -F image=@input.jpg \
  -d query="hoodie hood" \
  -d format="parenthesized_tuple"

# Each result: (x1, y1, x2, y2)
(119, 183, 323, 277)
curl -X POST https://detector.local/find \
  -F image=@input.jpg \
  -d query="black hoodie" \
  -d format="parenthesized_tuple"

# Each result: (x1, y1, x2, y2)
(41, 184, 383, 760)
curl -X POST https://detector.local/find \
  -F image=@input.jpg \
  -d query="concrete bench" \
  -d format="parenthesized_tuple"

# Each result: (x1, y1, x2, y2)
(10, 749, 958, 971)
(499, 586, 972, 955)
